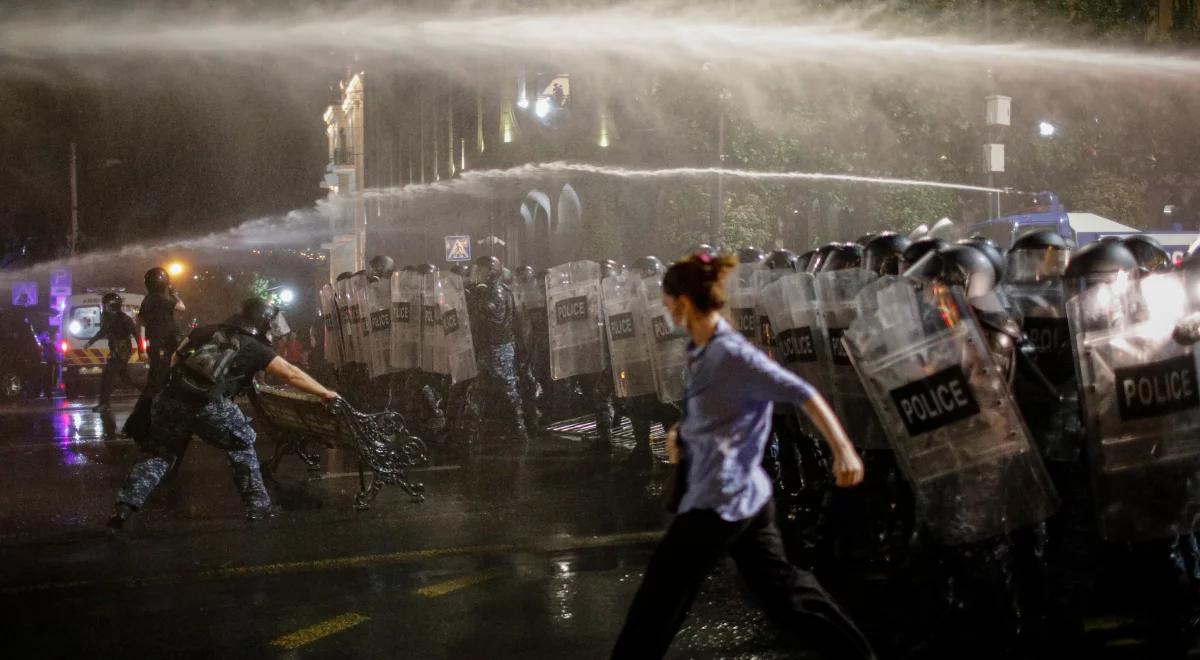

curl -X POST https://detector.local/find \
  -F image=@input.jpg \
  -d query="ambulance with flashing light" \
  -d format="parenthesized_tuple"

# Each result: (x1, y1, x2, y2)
(60, 289, 148, 398)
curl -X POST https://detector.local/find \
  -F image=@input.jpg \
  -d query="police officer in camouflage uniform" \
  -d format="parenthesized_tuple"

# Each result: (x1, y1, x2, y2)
(108, 298, 338, 529)
(466, 256, 530, 442)
(88, 292, 141, 412)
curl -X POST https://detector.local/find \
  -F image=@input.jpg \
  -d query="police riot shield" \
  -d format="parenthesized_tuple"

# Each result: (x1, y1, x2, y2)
(334, 277, 361, 365)
(760, 272, 828, 393)
(364, 277, 392, 379)
(601, 273, 656, 399)
(641, 275, 689, 404)
(418, 273, 443, 375)
(389, 271, 421, 372)
(1006, 280, 1080, 462)
(350, 273, 373, 366)
(511, 277, 541, 350)
(319, 284, 344, 369)
(815, 269, 889, 450)
(1067, 271, 1200, 541)
(727, 263, 762, 342)
(845, 277, 1058, 546)
(438, 273, 478, 384)
(546, 261, 605, 380)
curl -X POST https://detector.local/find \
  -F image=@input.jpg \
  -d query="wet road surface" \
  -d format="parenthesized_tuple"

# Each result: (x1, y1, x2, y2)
(0, 395, 1186, 658)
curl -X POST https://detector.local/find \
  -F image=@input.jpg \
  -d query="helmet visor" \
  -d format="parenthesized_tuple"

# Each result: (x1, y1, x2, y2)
(1007, 248, 1069, 283)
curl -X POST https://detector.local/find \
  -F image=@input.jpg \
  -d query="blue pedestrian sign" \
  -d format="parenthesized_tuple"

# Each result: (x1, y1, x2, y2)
(11, 281, 38, 307)
(445, 235, 472, 262)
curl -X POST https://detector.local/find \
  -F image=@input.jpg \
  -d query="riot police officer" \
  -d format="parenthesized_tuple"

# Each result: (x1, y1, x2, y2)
(109, 298, 338, 528)
(862, 232, 911, 277)
(466, 256, 530, 443)
(138, 267, 186, 394)
(369, 255, 396, 280)
(512, 265, 544, 432)
(87, 292, 141, 412)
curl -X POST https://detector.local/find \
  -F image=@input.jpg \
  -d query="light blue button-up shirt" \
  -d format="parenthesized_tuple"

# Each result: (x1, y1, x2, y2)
(678, 318, 817, 521)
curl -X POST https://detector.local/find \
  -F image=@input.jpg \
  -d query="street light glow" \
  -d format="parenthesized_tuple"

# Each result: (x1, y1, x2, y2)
(534, 97, 551, 119)
(279, 288, 296, 305)
(1038, 121, 1057, 137)
(166, 261, 185, 277)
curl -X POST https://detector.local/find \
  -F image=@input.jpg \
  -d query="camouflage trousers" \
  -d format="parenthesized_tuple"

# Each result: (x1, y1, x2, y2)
(116, 394, 270, 511)
(464, 342, 527, 438)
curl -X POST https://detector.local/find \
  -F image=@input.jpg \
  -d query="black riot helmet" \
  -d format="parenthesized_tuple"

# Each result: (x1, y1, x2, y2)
(796, 250, 817, 272)
(958, 236, 1007, 283)
(226, 297, 286, 340)
(863, 232, 911, 276)
(1063, 240, 1138, 297)
(600, 259, 624, 279)
(819, 243, 864, 272)
(1007, 230, 1070, 283)
(900, 237, 949, 273)
(1122, 234, 1172, 274)
(737, 246, 765, 265)
(763, 249, 798, 272)
(687, 244, 719, 260)
(515, 265, 535, 283)
(415, 263, 438, 276)
(368, 255, 395, 279)
(472, 256, 503, 284)
(144, 267, 170, 293)
(806, 243, 842, 273)
(101, 292, 124, 313)
(632, 256, 666, 279)
(450, 264, 468, 278)
(904, 244, 997, 299)
(855, 232, 879, 247)
(335, 271, 353, 282)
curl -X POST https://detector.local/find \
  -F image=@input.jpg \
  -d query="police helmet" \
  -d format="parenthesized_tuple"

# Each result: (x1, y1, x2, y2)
(687, 244, 719, 260)
(473, 256, 503, 284)
(796, 250, 817, 273)
(600, 259, 624, 279)
(368, 255, 395, 278)
(763, 249, 798, 272)
(101, 292, 124, 313)
(904, 244, 996, 299)
(855, 232, 879, 247)
(806, 243, 842, 273)
(415, 263, 438, 276)
(1122, 234, 1172, 274)
(958, 236, 1007, 283)
(335, 271, 353, 282)
(144, 267, 170, 293)
(737, 246, 765, 265)
(632, 256, 666, 280)
(1063, 240, 1138, 286)
(1007, 230, 1070, 283)
(227, 297, 286, 339)
(900, 237, 950, 272)
(863, 232, 911, 276)
(818, 243, 864, 272)
(515, 265, 535, 283)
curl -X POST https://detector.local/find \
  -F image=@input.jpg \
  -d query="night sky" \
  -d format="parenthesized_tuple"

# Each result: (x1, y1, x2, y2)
(1, 3, 345, 258)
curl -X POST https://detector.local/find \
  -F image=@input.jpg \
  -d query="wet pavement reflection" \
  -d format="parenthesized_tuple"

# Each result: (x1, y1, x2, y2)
(0, 395, 1186, 658)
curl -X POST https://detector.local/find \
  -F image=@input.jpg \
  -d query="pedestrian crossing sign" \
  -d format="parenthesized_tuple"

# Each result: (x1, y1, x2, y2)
(445, 235, 472, 262)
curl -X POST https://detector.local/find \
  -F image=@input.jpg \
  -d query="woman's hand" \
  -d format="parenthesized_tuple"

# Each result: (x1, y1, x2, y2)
(831, 446, 865, 488)
(666, 424, 681, 464)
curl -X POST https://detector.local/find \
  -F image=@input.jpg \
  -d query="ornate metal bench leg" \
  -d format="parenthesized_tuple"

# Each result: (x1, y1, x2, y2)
(395, 476, 426, 503)
(301, 446, 323, 481)
(353, 472, 383, 511)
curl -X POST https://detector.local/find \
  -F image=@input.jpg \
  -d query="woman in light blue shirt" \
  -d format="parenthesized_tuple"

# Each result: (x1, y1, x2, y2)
(612, 252, 874, 660)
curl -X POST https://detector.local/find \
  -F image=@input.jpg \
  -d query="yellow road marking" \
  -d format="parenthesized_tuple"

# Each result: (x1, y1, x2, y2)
(1, 530, 663, 594)
(270, 612, 369, 650)
(416, 569, 503, 598)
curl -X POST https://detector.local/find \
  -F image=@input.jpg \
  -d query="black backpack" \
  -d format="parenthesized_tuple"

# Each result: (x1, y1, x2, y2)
(168, 326, 242, 400)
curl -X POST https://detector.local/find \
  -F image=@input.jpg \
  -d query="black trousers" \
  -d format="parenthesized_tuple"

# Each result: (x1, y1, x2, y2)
(611, 499, 876, 660)
(145, 335, 178, 396)
(99, 346, 136, 404)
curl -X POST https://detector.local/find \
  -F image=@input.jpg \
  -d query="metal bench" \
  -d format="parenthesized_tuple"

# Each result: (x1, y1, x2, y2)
(250, 382, 429, 510)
